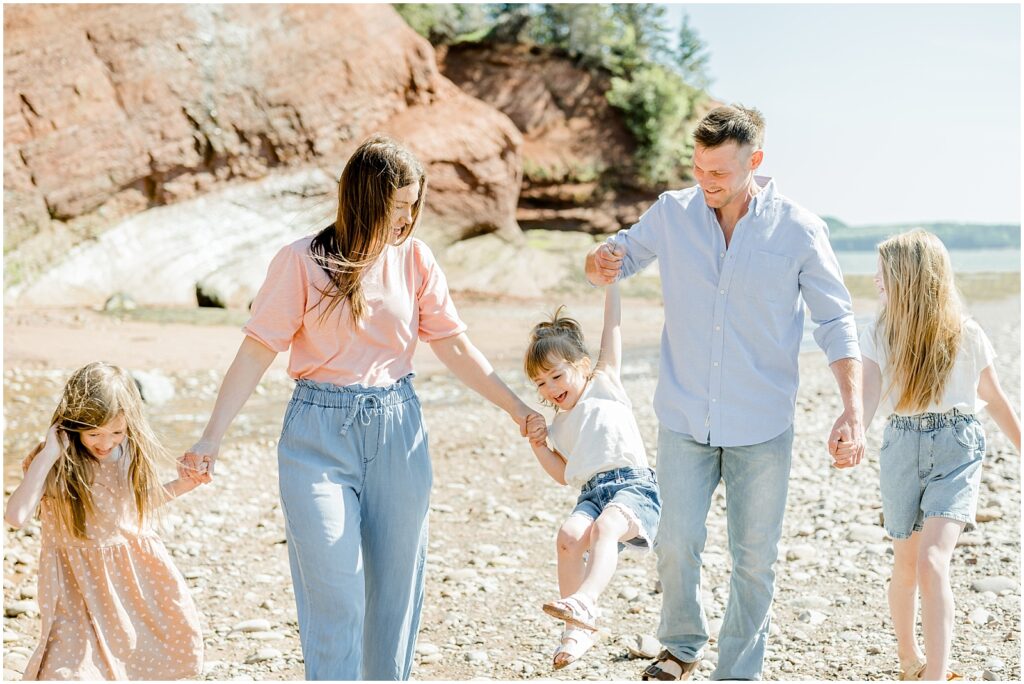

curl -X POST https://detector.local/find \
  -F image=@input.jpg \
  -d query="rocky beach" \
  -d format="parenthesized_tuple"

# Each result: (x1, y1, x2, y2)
(3, 287, 1019, 681)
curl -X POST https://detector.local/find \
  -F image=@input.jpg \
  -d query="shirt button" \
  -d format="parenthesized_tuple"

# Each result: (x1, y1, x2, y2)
(719, 252, 725, 258)
(715, 325, 721, 331)
(713, 362, 719, 367)
(712, 398, 717, 402)
(719, 289, 725, 295)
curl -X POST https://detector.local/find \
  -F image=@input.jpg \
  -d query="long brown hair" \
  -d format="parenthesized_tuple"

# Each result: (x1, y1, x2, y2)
(875, 229, 963, 413)
(43, 362, 168, 539)
(524, 306, 593, 407)
(309, 135, 426, 324)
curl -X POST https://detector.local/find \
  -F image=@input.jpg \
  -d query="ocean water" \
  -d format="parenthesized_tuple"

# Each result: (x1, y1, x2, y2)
(837, 248, 1021, 275)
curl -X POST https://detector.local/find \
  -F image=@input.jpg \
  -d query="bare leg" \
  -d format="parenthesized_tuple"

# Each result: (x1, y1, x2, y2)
(890, 533, 925, 669)
(557, 515, 593, 598)
(576, 507, 635, 603)
(917, 517, 964, 681)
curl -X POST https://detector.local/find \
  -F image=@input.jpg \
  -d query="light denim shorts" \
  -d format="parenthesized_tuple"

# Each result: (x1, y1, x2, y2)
(879, 409, 985, 540)
(572, 467, 661, 550)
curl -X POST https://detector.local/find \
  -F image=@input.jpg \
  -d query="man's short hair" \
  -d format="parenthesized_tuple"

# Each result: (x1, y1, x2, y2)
(693, 104, 766, 149)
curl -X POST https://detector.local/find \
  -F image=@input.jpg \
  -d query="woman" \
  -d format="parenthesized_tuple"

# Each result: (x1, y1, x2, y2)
(180, 135, 541, 680)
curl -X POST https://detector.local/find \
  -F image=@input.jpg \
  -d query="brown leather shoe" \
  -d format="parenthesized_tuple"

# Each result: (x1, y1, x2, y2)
(641, 649, 701, 680)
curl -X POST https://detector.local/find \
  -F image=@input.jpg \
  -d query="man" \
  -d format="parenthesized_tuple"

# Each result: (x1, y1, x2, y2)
(585, 105, 864, 681)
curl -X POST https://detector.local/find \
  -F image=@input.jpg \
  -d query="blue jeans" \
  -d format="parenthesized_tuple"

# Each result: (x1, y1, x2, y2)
(277, 375, 430, 680)
(655, 424, 794, 681)
(572, 467, 661, 550)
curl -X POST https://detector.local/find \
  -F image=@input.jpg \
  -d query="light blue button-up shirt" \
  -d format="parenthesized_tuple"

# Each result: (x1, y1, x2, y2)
(608, 176, 859, 447)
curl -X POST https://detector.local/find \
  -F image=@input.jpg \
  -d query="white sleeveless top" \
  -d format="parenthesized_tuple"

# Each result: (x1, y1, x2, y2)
(548, 370, 650, 489)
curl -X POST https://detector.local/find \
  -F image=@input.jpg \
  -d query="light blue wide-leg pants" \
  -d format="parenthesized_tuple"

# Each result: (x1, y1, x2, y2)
(277, 375, 431, 680)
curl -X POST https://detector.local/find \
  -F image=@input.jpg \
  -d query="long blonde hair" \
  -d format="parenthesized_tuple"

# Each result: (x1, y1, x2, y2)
(875, 229, 963, 413)
(309, 135, 426, 324)
(42, 362, 167, 539)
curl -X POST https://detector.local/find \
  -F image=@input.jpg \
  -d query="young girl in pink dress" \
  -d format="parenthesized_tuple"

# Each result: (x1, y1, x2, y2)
(5, 362, 207, 680)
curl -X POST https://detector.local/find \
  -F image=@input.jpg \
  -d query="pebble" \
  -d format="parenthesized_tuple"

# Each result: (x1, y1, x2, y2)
(465, 650, 489, 664)
(786, 544, 817, 561)
(245, 647, 282, 664)
(975, 508, 1003, 523)
(984, 657, 1004, 673)
(17, 584, 36, 600)
(956, 533, 985, 547)
(983, 670, 1002, 681)
(847, 524, 887, 543)
(619, 587, 640, 602)
(625, 634, 661, 659)
(799, 610, 828, 626)
(4, 600, 38, 618)
(839, 630, 862, 642)
(969, 608, 993, 625)
(971, 577, 1017, 594)
(232, 618, 272, 633)
(249, 631, 286, 641)
(791, 595, 831, 610)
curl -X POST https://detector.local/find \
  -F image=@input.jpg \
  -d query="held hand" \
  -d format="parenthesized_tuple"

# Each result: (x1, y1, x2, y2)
(587, 243, 625, 286)
(180, 440, 219, 483)
(828, 409, 865, 469)
(525, 413, 548, 447)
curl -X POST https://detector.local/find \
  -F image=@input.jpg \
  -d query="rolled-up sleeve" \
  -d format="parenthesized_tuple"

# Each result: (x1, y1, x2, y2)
(799, 223, 860, 363)
(415, 240, 468, 342)
(606, 193, 665, 280)
(243, 244, 308, 352)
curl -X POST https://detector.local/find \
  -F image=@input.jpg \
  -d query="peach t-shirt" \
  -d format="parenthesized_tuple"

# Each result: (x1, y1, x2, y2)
(243, 235, 467, 387)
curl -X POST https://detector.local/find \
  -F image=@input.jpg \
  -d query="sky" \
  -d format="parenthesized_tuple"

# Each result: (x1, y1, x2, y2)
(666, 2, 1021, 226)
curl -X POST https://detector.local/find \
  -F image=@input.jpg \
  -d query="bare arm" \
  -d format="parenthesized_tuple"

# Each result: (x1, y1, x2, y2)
(5, 429, 62, 529)
(530, 441, 568, 486)
(862, 358, 883, 431)
(182, 336, 278, 478)
(431, 332, 538, 434)
(978, 365, 1021, 452)
(828, 357, 865, 468)
(594, 282, 622, 379)
(159, 477, 206, 504)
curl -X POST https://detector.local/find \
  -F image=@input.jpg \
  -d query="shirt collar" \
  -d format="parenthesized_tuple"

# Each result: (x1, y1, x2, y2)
(751, 175, 775, 216)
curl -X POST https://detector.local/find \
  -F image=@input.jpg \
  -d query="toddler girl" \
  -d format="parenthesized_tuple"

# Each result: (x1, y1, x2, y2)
(524, 282, 661, 669)
(855, 230, 1020, 681)
(5, 362, 208, 680)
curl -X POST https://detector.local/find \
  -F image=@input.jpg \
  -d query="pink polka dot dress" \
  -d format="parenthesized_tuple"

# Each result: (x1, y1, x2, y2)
(22, 447, 203, 680)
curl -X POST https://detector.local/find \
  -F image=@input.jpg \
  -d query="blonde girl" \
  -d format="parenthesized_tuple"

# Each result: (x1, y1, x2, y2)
(855, 230, 1020, 681)
(523, 282, 661, 669)
(4, 362, 206, 680)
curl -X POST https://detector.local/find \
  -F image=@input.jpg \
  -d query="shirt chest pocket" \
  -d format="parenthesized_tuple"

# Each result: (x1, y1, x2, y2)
(741, 250, 794, 302)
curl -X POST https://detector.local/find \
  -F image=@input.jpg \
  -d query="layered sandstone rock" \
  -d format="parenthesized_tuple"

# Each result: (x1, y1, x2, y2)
(4, 3, 521, 296)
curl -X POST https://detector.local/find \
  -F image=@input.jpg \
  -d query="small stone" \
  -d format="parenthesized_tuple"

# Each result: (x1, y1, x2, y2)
(975, 508, 1002, 523)
(416, 643, 440, 656)
(131, 370, 175, 405)
(625, 634, 661, 659)
(983, 670, 1001, 681)
(839, 630, 862, 642)
(791, 595, 831, 610)
(619, 587, 641, 602)
(104, 292, 137, 311)
(971, 577, 1017, 594)
(232, 618, 272, 633)
(245, 647, 281, 664)
(969, 608, 993, 625)
(799, 610, 828, 626)
(4, 600, 38, 617)
(847, 524, 887, 543)
(956, 533, 985, 547)
(465, 650, 489, 664)
(984, 657, 1004, 673)
(786, 544, 817, 561)
(971, 644, 989, 655)
(249, 631, 286, 641)
(419, 653, 443, 665)
(17, 584, 37, 599)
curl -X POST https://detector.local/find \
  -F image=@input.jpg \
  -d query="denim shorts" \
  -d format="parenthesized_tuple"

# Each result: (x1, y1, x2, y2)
(571, 467, 661, 550)
(879, 409, 985, 540)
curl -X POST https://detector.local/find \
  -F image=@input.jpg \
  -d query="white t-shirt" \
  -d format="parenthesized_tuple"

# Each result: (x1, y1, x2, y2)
(860, 317, 996, 416)
(548, 370, 650, 489)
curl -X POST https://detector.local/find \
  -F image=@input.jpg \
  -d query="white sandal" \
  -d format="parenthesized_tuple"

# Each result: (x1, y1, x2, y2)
(542, 593, 601, 631)
(553, 626, 597, 670)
